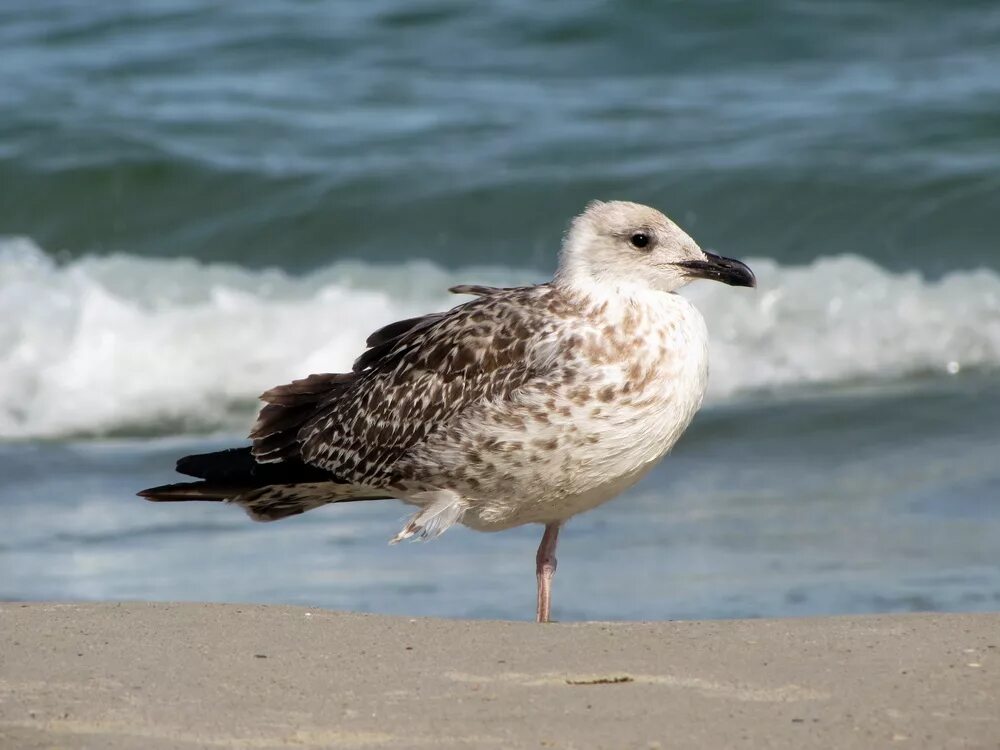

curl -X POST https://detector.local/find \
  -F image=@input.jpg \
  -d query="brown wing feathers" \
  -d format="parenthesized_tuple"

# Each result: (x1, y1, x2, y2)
(248, 308, 452, 464)
(250, 372, 355, 463)
(141, 284, 565, 516)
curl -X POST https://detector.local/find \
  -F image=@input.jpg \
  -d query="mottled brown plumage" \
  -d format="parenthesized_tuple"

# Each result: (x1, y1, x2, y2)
(248, 284, 578, 489)
(139, 200, 756, 622)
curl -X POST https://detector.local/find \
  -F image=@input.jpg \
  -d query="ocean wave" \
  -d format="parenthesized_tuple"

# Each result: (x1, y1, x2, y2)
(2, 237, 999, 439)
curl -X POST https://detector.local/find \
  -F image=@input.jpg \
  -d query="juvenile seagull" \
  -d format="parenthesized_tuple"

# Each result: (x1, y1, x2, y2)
(140, 201, 755, 622)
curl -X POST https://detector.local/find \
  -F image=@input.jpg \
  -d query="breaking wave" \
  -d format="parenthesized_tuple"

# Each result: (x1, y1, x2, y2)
(2, 237, 999, 439)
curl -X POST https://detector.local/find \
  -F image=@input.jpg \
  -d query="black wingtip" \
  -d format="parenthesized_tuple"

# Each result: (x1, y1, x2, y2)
(137, 482, 232, 502)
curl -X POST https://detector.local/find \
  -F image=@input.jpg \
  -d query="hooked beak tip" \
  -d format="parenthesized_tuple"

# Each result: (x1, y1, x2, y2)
(678, 252, 756, 288)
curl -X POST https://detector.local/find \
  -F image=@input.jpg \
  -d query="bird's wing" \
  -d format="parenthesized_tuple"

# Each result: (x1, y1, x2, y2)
(249, 283, 575, 486)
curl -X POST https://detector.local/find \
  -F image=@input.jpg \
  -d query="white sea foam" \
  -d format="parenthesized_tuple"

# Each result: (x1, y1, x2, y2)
(3, 237, 999, 439)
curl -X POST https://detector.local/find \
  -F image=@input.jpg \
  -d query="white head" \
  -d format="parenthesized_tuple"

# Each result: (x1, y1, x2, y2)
(555, 200, 755, 295)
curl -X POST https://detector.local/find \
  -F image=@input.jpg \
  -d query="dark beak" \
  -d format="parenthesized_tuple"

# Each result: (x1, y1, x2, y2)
(676, 251, 756, 288)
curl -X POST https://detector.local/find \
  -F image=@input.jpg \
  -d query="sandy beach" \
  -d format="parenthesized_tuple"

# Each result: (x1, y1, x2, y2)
(1, 603, 997, 749)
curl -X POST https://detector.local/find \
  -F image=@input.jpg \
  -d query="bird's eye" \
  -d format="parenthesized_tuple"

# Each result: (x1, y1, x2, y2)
(629, 232, 651, 250)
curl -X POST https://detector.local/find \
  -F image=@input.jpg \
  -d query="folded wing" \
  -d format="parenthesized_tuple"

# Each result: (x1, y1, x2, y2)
(249, 283, 569, 489)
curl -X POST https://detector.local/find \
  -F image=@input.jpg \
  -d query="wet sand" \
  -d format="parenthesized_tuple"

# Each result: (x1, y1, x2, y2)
(1, 603, 997, 749)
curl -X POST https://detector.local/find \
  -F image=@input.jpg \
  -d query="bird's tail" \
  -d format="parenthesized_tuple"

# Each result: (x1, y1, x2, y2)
(138, 447, 391, 521)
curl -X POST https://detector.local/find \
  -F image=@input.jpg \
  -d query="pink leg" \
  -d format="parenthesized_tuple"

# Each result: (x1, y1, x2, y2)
(535, 522, 561, 623)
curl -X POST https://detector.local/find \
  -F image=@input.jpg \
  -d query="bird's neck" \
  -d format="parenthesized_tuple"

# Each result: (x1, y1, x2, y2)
(554, 267, 675, 322)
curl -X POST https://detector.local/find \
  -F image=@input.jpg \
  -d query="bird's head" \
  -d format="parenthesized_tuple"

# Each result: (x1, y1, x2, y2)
(556, 200, 755, 295)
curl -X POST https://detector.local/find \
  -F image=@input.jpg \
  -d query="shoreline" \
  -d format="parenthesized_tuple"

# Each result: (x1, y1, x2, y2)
(1, 603, 997, 749)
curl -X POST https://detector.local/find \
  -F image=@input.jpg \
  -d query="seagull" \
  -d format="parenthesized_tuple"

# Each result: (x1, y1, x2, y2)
(139, 200, 755, 622)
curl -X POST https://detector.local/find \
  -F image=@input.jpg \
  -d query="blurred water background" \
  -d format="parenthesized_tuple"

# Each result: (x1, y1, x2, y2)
(2, 0, 999, 620)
